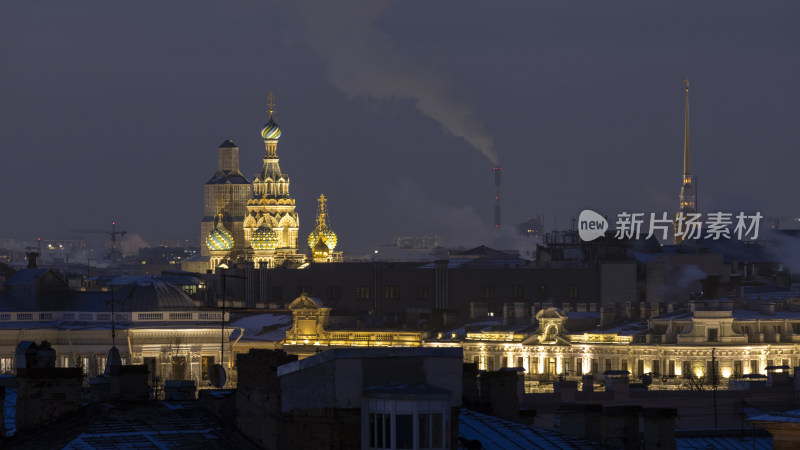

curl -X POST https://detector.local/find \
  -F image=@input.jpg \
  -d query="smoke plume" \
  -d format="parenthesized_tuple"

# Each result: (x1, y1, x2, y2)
(286, 0, 498, 164)
(388, 179, 534, 254)
(677, 265, 706, 290)
(120, 233, 149, 257)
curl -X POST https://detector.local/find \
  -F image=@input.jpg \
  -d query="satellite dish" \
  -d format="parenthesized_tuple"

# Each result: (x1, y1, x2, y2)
(210, 364, 226, 388)
(641, 374, 653, 387)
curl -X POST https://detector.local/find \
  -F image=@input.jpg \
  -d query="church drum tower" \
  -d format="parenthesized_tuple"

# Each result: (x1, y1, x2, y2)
(201, 140, 251, 258)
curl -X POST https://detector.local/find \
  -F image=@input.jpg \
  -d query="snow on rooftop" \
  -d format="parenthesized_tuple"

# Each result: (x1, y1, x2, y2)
(230, 313, 292, 342)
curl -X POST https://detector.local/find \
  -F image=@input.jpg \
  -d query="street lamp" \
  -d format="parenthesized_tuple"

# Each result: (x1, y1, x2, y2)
(217, 263, 229, 374)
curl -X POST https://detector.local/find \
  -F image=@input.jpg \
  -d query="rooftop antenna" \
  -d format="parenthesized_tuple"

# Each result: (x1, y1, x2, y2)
(111, 284, 116, 348)
(210, 263, 229, 388)
(104, 281, 122, 375)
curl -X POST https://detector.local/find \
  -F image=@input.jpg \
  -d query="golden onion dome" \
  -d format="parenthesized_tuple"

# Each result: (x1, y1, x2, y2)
(307, 229, 322, 250)
(313, 238, 329, 258)
(207, 221, 234, 252)
(308, 227, 337, 251)
(322, 229, 337, 250)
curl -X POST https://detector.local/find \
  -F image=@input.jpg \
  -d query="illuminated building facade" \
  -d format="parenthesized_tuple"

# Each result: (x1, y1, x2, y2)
(273, 292, 800, 393)
(281, 293, 425, 358)
(444, 301, 800, 392)
(674, 79, 697, 244)
(0, 270, 235, 387)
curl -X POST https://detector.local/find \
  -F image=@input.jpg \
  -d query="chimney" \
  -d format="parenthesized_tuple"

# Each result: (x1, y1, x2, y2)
(478, 370, 520, 420)
(642, 408, 677, 450)
(600, 305, 615, 326)
(514, 302, 527, 324)
(603, 405, 641, 449)
(493, 165, 501, 228)
(701, 274, 721, 299)
(581, 374, 594, 392)
(26, 250, 39, 269)
(604, 371, 630, 398)
(560, 404, 603, 442)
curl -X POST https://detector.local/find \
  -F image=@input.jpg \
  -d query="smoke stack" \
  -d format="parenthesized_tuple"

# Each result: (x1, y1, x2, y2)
(493, 165, 502, 228)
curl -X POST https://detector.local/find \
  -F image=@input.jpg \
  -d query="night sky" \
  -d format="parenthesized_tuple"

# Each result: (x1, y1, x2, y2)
(2, 1, 798, 254)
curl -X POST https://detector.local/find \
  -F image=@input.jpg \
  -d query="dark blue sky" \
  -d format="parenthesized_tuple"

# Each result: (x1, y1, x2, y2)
(2, 1, 798, 254)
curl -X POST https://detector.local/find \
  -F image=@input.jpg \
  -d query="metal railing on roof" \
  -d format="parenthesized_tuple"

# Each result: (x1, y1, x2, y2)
(0, 311, 228, 323)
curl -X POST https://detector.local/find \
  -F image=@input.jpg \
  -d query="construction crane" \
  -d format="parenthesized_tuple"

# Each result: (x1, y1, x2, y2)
(70, 222, 128, 261)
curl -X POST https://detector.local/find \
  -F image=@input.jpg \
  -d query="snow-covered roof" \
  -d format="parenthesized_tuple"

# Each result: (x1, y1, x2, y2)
(591, 321, 649, 336)
(230, 312, 292, 342)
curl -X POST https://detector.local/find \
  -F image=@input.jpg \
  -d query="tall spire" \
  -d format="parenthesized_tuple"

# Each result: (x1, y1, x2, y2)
(674, 79, 697, 245)
(683, 79, 690, 176)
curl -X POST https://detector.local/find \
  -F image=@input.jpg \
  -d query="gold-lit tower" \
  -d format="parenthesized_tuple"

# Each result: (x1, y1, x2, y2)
(244, 93, 304, 268)
(307, 194, 342, 263)
(673, 79, 697, 244)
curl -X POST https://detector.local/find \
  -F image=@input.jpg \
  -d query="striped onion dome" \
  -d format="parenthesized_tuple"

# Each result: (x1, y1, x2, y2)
(261, 117, 281, 141)
(251, 226, 279, 251)
(207, 221, 234, 252)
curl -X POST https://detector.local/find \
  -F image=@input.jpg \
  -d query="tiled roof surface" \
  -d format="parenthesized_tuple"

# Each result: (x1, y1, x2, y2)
(458, 409, 599, 449)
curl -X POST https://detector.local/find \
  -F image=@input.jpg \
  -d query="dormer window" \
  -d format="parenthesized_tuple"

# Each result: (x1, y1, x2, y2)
(708, 328, 719, 342)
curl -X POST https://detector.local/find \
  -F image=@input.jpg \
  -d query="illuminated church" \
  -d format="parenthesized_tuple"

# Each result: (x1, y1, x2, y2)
(308, 194, 342, 263)
(186, 94, 339, 273)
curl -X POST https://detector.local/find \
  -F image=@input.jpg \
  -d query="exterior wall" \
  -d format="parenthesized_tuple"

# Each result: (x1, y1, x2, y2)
(235, 349, 297, 449)
(600, 262, 637, 306)
(225, 262, 605, 324)
(15, 368, 83, 432)
(277, 349, 462, 450)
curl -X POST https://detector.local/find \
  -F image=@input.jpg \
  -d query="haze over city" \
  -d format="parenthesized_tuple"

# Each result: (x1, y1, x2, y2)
(2, 1, 798, 254)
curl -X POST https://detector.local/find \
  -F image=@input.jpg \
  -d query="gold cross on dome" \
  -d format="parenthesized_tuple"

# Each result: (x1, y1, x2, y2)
(267, 92, 276, 118)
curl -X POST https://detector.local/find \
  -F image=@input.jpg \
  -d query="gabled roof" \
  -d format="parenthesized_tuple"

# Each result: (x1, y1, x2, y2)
(288, 293, 325, 310)
(218, 139, 238, 148)
(4, 268, 49, 286)
(205, 170, 250, 185)
(453, 245, 519, 258)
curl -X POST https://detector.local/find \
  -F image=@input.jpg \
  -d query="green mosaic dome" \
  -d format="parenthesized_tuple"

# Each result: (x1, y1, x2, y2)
(251, 226, 279, 251)
(207, 221, 234, 252)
